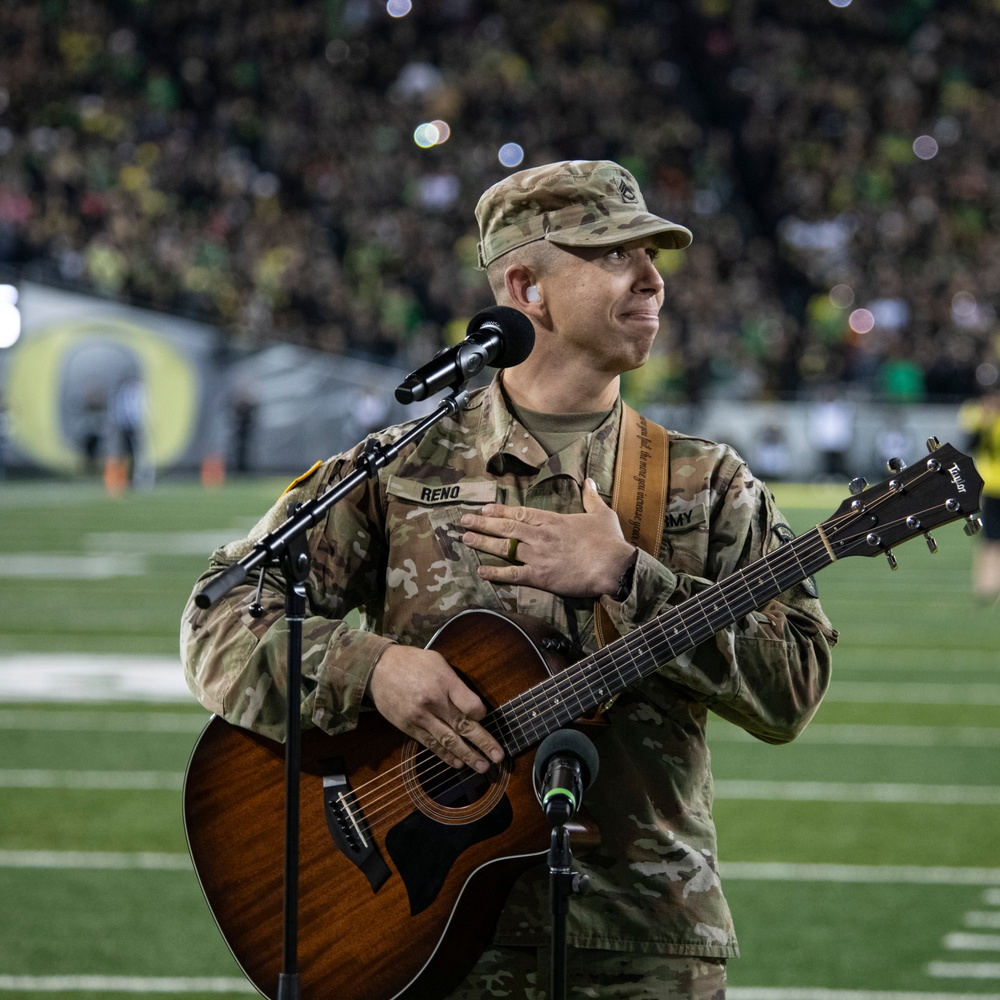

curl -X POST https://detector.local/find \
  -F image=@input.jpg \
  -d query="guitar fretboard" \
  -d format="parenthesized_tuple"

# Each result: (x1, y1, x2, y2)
(485, 525, 834, 755)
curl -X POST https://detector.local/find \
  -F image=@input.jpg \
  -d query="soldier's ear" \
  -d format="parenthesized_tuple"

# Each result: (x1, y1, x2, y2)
(506, 266, 543, 313)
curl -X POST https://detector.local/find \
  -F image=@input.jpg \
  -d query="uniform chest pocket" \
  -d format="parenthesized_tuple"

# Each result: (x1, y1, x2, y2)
(383, 477, 503, 619)
(385, 476, 498, 552)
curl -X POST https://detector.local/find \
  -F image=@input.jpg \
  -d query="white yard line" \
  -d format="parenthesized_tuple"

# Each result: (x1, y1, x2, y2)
(0, 975, 255, 994)
(827, 683, 1000, 706)
(0, 554, 146, 579)
(709, 724, 1000, 747)
(721, 863, 1000, 886)
(0, 850, 190, 870)
(0, 769, 182, 790)
(0, 656, 192, 702)
(83, 530, 247, 555)
(944, 933, 1000, 952)
(715, 781, 1000, 806)
(730, 991, 1000, 1000)
(0, 709, 205, 732)
(731, 992, 1000, 1000)
(927, 961, 1000, 979)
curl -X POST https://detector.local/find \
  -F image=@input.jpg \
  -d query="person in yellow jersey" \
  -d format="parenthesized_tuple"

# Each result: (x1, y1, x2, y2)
(959, 388, 1000, 601)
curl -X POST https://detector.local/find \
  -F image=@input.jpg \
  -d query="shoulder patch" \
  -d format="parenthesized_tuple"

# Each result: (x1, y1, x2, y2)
(282, 460, 323, 496)
(771, 522, 796, 545)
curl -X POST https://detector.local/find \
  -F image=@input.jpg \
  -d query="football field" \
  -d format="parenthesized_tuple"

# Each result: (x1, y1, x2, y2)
(0, 475, 997, 999)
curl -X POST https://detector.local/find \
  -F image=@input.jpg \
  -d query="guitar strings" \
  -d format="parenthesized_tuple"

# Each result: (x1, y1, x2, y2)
(348, 488, 946, 829)
(345, 470, 951, 828)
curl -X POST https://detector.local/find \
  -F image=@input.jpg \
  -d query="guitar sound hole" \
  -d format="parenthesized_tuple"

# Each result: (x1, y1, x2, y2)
(415, 755, 490, 807)
(402, 737, 507, 823)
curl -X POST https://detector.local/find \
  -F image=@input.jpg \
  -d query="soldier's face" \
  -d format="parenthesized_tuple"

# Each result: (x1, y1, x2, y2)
(543, 237, 665, 374)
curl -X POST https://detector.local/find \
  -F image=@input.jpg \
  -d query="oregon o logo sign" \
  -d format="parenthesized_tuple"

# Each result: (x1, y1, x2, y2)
(7, 318, 199, 473)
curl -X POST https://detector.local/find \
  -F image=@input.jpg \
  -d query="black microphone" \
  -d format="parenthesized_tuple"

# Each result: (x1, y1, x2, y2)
(533, 729, 600, 826)
(395, 305, 535, 404)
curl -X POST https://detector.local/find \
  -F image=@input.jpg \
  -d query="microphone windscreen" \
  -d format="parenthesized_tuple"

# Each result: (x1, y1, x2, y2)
(533, 728, 600, 790)
(467, 305, 535, 368)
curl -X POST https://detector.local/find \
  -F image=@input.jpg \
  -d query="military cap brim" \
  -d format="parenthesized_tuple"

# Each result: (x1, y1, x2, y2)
(476, 160, 693, 269)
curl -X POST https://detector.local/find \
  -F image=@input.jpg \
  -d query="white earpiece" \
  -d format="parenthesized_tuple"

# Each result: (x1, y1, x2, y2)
(526, 285, 540, 303)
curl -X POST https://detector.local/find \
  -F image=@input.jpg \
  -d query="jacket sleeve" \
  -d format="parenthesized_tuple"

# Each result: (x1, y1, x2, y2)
(601, 454, 838, 744)
(180, 452, 395, 743)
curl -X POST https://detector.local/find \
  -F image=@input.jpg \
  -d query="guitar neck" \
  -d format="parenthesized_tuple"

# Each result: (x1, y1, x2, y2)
(485, 439, 982, 756)
(487, 525, 836, 756)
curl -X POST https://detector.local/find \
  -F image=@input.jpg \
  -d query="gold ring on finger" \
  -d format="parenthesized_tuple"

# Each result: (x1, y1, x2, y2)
(506, 537, 519, 562)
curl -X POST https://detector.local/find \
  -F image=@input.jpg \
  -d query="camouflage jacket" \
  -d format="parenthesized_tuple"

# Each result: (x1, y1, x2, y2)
(182, 376, 837, 958)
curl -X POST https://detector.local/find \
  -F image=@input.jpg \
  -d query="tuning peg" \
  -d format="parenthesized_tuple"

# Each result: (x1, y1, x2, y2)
(886, 457, 907, 473)
(926, 436, 941, 452)
(924, 532, 938, 554)
(865, 530, 899, 569)
(848, 476, 868, 495)
(964, 515, 984, 537)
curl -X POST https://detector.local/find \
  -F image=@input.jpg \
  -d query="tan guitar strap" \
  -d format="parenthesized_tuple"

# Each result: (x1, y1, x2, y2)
(594, 403, 670, 649)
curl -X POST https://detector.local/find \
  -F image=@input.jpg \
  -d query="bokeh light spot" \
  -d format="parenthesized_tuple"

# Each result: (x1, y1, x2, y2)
(498, 143, 524, 167)
(413, 122, 441, 148)
(952, 290, 977, 320)
(976, 363, 998, 388)
(387, 0, 412, 17)
(829, 284, 855, 309)
(913, 135, 939, 160)
(848, 308, 875, 335)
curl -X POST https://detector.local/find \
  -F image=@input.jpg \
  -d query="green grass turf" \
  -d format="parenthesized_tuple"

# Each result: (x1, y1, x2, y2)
(715, 799, 1000, 867)
(0, 867, 245, 977)
(0, 478, 287, 655)
(0, 477, 997, 995)
(725, 880, 997, 990)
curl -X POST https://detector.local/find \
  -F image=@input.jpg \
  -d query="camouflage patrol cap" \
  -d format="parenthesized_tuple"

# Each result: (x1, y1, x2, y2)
(475, 159, 693, 269)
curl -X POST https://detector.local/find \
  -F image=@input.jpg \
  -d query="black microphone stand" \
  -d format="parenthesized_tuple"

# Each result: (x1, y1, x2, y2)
(545, 799, 593, 1000)
(194, 387, 470, 1000)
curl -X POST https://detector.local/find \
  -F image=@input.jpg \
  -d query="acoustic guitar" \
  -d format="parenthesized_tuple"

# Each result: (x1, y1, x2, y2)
(183, 440, 982, 1000)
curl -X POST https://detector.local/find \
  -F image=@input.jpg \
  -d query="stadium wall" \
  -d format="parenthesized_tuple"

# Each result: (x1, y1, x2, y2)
(0, 282, 964, 484)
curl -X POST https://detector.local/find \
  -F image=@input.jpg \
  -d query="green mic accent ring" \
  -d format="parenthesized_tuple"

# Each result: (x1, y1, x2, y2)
(542, 788, 577, 808)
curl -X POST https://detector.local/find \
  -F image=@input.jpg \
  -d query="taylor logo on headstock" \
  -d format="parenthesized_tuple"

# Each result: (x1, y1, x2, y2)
(948, 463, 968, 493)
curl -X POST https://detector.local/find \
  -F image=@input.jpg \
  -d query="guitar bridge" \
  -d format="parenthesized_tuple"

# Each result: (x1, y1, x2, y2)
(321, 761, 391, 893)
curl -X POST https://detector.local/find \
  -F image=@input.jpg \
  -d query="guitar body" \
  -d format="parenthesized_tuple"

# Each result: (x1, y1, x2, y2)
(183, 609, 591, 1000)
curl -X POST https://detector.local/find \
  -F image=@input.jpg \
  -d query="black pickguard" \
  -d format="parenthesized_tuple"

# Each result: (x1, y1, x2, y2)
(385, 798, 513, 916)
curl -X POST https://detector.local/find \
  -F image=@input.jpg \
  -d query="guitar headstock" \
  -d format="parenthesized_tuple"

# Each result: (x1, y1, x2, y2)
(821, 439, 984, 565)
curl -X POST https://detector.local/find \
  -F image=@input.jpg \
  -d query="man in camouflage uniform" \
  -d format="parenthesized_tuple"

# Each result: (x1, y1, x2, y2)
(182, 160, 838, 999)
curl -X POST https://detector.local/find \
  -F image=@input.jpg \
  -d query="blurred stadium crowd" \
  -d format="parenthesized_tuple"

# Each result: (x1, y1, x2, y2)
(1, 0, 999, 404)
